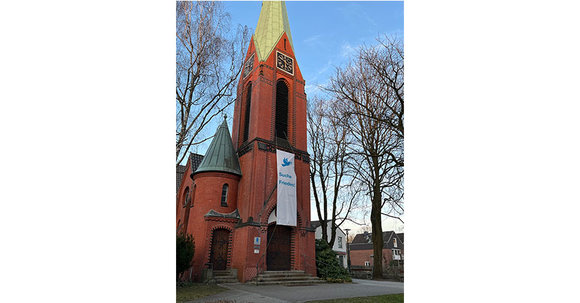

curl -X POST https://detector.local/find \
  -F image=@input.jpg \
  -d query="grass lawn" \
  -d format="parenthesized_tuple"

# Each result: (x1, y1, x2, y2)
(176, 283, 227, 303)
(307, 293, 404, 303)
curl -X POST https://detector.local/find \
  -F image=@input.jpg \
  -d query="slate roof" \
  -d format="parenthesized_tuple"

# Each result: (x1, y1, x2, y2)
(396, 233, 404, 244)
(194, 119, 242, 176)
(350, 231, 404, 251)
(176, 153, 204, 193)
(189, 153, 204, 172)
(311, 221, 321, 229)
(176, 165, 186, 193)
(253, 0, 294, 61)
(311, 220, 346, 235)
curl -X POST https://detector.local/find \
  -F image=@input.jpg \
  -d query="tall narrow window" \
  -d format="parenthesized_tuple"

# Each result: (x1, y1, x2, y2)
(183, 187, 190, 207)
(220, 184, 229, 207)
(275, 80, 288, 139)
(243, 83, 252, 142)
(191, 184, 196, 208)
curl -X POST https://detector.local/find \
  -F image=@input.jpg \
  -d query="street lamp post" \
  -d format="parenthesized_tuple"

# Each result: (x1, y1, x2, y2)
(344, 228, 351, 272)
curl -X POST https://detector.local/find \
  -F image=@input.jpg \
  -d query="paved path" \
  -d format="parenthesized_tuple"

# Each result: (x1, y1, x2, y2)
(190, 279, 404, 303)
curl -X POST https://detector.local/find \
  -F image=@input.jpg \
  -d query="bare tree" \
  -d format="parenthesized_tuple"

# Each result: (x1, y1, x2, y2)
(327, 35, 404, 279)
(308, 96, 361, 248)
(176, 1, 250, 164)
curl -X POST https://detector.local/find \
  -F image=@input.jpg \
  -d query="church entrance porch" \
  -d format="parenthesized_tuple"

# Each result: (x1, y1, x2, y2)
(266, 224, 292, 270)
(210, 229, 230, 270)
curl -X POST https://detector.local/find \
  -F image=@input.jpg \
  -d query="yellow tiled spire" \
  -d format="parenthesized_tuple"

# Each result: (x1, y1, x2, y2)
(253, 0, 294, 61)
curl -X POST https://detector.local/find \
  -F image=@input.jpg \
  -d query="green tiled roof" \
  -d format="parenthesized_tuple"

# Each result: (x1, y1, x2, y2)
(254, 0, 294, 61)
(194, 119, 242, 176)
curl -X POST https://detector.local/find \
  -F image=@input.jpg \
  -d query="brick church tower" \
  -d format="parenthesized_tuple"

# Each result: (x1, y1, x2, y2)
(176, 1, 315, 282)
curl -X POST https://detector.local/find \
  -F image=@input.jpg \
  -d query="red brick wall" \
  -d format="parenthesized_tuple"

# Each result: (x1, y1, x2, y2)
(230, 34, 314, 281)
(178, 31, 315, 282)
(350, 248, 403, 267)
(176, 160, 193, 232)
(191, 171, 240, 215)
(232, 33, 306, 151)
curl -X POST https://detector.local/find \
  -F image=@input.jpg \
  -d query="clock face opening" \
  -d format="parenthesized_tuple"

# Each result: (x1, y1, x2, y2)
(276, 51, 294, 76)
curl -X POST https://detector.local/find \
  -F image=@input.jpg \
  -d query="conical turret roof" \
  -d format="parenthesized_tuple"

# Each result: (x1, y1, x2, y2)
(194, 118, 242, 176)
(254, 0, 294, 61)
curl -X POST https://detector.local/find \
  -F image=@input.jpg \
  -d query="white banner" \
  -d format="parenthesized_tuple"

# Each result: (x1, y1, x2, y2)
(276, 149, 297, 226)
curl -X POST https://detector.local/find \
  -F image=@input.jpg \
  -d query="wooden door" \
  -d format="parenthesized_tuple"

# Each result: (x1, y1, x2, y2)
(267, 224, 291, 270)
(210, 229, 229, 270)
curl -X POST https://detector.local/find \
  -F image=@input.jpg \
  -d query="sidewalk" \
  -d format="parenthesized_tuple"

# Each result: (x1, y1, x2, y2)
(190, 279, 404, 303)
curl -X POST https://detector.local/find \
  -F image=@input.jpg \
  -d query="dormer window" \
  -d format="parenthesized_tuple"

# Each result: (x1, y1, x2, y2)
(221, 184, 229, 207)
(393, 238, 397, 248)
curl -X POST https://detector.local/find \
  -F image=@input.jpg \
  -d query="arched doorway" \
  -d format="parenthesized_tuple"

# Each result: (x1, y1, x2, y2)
(210, 229, 230, 270)
(267, 223, 292, 270)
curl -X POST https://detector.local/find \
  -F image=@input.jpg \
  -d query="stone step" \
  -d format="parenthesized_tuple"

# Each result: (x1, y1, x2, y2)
(252, 270, 326, 286)
(212, 270, 238, 283)
(253, 278, 326, 286)
(214, 276, 236, 280)
(215, 278, 238, 283)
(257, 271, 308, 278)
(256, 275, 313, 282)
(262, 270, 306, 275)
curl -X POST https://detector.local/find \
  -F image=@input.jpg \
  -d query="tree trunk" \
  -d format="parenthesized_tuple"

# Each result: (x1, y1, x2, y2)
(371, 193, 383, 278)
(371, 156, 383, 279)
(321, 219, 328, 244)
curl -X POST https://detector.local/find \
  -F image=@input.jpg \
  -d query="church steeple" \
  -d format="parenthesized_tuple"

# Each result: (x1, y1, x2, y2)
(253, 0, 294, 61)
(232, 0, 306, 150)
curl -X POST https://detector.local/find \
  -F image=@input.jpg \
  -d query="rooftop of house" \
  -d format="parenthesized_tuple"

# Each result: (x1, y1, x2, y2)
(176, 153, 204, 193)
(349, 231, 404, 251)
(311, 220, 346, 236)
(396, 232, 404, 244)
(176, 164, 186, 193)
(189, 153, 204, 172)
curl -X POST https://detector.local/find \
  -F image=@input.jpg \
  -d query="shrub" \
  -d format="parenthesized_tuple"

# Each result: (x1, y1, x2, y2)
(315, 239, 351, 282)
(177, 233, 195, 281)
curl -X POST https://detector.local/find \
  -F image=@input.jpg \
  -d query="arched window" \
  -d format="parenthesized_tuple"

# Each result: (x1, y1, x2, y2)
(243, 83, 252, 142)
(183, 187, 190, 207)
(275, 80, 289, 139)
(220, 184, 229, 207)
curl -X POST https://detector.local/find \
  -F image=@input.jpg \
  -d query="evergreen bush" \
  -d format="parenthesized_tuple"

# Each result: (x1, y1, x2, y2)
(177, 233, 195, 281)
(315, 239, 351, 282)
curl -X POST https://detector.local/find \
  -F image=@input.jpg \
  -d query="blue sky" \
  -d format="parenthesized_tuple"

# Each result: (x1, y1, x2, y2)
(224, 1, 404, 97)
